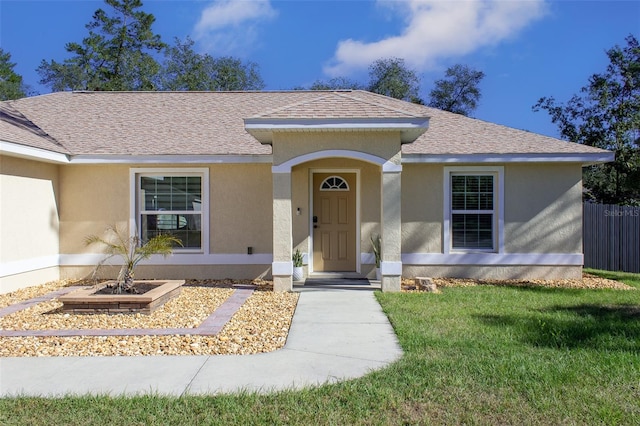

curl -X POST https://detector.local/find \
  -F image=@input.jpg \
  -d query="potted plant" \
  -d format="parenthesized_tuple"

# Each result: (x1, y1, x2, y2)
(85, 224, 182, 294)
(292, 248, 304, 281)
(371, 234, 382, 281)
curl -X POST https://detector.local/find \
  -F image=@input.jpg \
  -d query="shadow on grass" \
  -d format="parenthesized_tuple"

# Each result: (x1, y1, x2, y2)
(476, 303, 640, 351)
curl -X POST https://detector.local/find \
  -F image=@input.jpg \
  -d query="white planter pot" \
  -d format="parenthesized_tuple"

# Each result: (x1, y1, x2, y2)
(293, 266, 304, 281)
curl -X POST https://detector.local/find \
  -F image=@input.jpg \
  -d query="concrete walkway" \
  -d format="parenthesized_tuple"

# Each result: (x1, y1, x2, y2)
(0, 282, 403, 397)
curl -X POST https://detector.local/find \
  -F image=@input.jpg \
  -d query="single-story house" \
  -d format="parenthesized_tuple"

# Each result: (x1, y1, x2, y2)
(0, 90, 613, 293)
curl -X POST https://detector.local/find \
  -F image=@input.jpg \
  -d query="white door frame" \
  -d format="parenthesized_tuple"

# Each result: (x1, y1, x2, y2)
(308, 168, 361, 274)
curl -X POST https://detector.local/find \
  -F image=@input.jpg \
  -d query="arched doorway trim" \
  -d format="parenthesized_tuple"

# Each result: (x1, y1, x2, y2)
(272, 150, 401, 173)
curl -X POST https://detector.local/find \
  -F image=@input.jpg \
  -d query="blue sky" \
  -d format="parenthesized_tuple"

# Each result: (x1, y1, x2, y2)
(1, 0, 638, 138)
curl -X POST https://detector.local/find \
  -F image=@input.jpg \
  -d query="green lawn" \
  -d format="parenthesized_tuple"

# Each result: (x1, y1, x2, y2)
(2, 270, 639, 425)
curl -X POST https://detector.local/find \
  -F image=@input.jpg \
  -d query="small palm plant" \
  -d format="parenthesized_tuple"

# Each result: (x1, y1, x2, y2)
(85, 225, 182, 294)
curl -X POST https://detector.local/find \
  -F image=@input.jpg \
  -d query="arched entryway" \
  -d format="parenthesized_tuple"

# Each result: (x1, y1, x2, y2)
(270, 149, 403, 292)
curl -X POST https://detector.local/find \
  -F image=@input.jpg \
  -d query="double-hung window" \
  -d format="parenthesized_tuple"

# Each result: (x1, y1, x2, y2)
(133, 169, 208, 252)
(445, 167, 503, 253)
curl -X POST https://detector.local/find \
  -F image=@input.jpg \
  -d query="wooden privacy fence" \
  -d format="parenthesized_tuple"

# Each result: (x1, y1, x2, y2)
(583, 203, 640, 273)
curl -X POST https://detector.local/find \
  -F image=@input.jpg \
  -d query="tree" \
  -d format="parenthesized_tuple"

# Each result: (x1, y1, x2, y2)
(37, 0, 166, 91)
(428, 64, 485, 116)
(158, 37, 264, 91)
(306, 77, 364, 91)
(0, 49, 28, 100)
(367, 58, 422, 103)
(208, 56, 264, 91)
(533, 35, 640, 205)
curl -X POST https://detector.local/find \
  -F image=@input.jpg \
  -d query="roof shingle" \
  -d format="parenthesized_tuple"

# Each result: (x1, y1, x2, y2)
(0, 90, 610, 157)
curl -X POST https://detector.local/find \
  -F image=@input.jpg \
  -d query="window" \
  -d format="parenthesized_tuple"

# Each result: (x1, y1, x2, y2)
(320, 176, 349, 191)
(134, 169, 208, 251)
(444, 167, 503, 253)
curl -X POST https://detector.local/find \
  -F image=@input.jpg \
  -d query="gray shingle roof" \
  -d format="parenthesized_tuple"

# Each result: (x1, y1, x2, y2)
(1, 90, 610, 157)
(0, 103, 69, 154)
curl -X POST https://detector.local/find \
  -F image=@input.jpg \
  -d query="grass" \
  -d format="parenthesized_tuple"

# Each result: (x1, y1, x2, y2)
(2, 270, 639, 425)
(586, 268, 640, 289)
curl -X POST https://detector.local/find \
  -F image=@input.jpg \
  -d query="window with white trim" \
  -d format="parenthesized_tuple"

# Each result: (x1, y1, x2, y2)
(135, 170, 207, 251)
(444, 167, 502, 253)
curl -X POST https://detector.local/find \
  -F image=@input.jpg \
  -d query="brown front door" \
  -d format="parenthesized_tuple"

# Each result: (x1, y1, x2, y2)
(313, 173, 357, 272)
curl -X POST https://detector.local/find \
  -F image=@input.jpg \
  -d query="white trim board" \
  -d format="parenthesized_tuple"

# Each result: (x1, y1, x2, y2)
(59, 253, 273, 266)
(273, 150, 401, 173)
(403, 152, 615, 164)
(272, 261, 293, 275)
(401, 253, 583, 266)
(0, 141, 70, 164)
(359, 253, 583, 266)
(244, 117, 429, 144)
(2, 252, 584, 278)
(1, 253, 276, 278)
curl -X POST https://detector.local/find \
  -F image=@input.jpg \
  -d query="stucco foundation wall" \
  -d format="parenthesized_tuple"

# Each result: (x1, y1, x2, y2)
(403, 265, 582, 280)
(1, 267, 60, 294)
(0, 155, 60, 293)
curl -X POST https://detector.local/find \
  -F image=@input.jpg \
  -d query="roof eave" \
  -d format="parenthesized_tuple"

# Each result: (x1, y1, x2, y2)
(0, 140, 70, 164)
(402, 152, 615, 165)
(244, 117, 430, 144)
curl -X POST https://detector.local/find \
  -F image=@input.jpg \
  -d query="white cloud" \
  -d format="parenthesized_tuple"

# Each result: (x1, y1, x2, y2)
(324, 0, 547, 77)
(194, 0, 277, 55)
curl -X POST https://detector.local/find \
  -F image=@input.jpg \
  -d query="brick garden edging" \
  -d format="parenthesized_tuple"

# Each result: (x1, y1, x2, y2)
(0, 286, 254, 338)
(58, 280, 185, 315)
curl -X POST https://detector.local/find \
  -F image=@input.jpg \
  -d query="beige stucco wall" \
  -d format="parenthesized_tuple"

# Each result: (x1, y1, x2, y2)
(0, 155, 60, 293)
(59, 164, 130, 254)
(272, 131, 402, 166)
(1, 151, 586, 287)
(56, 163, 274, 281)
(504, 163, 582, 253)
(211, 164, 272, 254)
(401, 164, 443, 253)
(401, 162, 584, 280)
(400, 163, 583, 256)
(59, 163, 273, 256)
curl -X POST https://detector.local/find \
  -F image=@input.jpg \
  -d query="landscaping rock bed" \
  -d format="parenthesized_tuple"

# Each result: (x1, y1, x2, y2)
(402, 273, 635, 291)
(0, 279, 298, 357)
